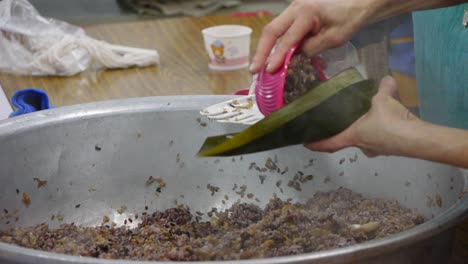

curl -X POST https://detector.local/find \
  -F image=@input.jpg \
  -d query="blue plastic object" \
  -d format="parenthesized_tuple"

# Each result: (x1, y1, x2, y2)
(9, 88, 52, 117)
(388, 15, 416, 76)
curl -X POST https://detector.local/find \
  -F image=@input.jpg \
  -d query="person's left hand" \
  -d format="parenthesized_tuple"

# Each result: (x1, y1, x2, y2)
(304, 75, 419, 157)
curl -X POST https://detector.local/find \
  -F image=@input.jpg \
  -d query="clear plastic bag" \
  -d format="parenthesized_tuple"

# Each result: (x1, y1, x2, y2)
(0, 0, 159, 76)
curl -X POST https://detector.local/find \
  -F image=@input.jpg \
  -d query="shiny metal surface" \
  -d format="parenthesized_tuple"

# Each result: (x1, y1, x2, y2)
(0, 95, 467, 264)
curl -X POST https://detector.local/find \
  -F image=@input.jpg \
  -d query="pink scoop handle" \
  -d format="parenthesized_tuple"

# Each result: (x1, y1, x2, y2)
(255, 45, 327, 116)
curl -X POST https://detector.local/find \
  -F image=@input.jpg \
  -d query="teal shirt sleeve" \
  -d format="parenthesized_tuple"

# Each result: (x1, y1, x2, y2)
(413, 4, 468, 129)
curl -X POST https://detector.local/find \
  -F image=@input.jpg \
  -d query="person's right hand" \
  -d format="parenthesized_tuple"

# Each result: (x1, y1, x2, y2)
(249, 0, 376, 74)
(305, 76, 415, 157)
(304, 76, 468, 169)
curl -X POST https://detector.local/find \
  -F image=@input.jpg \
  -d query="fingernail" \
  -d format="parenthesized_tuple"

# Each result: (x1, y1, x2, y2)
(266, 63, 272, 72)
(380, 75, 396, 86)
(249, 63, 256, 72)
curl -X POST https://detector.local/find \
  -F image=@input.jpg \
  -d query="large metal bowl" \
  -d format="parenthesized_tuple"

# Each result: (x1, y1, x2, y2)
(0, 96, 467, 264)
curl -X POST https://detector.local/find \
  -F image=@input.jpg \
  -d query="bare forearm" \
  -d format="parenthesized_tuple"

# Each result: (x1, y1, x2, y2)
(364, 0, 467, 23)
(396, 120, 468, 168)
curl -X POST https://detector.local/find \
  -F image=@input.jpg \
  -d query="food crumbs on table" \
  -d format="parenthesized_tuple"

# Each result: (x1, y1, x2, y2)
(22, 192, 31, 207)
(57, 214, 64, 222)
(51, 214, 55, 221)
(146, 176, 156, 186)
(259, 175, 267, 184)
(102, 216, 110, 224)
(339, 172, 344, 176)
(207, 184, 220, 196)
(349, 153, 358, 163)
(265, 157, 277, 171)
(339, 158, 345, 165)
(303, 159, 315, 168)
(246, 193, 254, 199)
(137, 131, 142, 138)
(435, 195, 443, 207)
(287, 180, 301, 191)
(235, 185, 247, 198)
(117, 206, 127, 214)
(144, 206, 148, 211)
(124, 219, 127, 225)
(88, 187, 97, 192)
(276, 180, 282, 188)
(33, 178, 47, 188)
(224, 195, 229, 200)
(16, 189, 20, 195)
(281, 167, 289, 175)
(3, 209, 8, 214)
(155, 177, 166, 189)
(95, 144, 102, 151)
(75, 204, 81, 208)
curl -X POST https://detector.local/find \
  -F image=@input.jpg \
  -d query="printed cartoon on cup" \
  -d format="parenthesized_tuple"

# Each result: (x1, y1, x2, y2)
(210, 40, 225, 64)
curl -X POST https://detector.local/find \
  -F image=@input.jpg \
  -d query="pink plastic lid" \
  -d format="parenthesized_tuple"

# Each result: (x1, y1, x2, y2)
(255, 45, 327, 116)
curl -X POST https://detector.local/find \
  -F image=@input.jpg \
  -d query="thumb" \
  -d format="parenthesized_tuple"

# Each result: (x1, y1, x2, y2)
(304, 129, 354, 153)
(379, 76, 400, 100)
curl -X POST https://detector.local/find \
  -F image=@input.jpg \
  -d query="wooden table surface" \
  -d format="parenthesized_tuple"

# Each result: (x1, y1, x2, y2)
(0, 14, 272, 106)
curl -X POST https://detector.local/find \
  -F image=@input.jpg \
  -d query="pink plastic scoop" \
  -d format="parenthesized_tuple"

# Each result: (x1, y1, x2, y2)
(255, 45, 327, 116)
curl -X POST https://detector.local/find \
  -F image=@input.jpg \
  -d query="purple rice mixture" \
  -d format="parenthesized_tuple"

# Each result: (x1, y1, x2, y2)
(0, 188, 424, 261)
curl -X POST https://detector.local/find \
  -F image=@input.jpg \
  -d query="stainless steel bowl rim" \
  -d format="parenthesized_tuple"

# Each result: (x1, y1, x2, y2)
(0, 95, 467, 264)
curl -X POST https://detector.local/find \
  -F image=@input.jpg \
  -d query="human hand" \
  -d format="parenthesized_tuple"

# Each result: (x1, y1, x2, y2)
(305, 76, 419, 157)
(250, 0, 375, 73)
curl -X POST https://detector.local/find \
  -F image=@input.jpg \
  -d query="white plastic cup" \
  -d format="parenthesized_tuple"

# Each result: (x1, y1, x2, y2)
(202, 25, 252, 71)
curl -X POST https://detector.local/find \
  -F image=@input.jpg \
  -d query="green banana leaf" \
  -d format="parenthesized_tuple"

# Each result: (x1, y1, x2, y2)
(198, 68, 377, 157)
